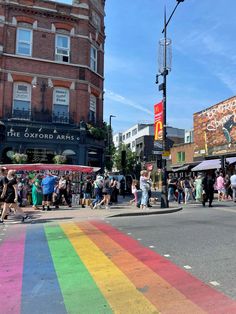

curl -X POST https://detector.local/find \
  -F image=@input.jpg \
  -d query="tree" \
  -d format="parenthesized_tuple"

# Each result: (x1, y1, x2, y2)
(113, 144, 138, 175)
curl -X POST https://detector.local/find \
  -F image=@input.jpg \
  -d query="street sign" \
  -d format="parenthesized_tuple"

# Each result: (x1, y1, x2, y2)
(153, 150, 162, 155)
(162, 150, 170, 157)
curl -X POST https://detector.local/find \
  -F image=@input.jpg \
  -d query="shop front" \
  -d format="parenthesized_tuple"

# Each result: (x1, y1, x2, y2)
(0, 122, 104, 168)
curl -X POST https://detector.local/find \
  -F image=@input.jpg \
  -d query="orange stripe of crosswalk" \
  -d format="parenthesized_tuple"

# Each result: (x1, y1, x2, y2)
(78, 222, 206, 314)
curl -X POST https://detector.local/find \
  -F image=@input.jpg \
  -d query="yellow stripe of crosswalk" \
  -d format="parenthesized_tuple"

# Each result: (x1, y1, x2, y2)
(61, 223, 159, 314)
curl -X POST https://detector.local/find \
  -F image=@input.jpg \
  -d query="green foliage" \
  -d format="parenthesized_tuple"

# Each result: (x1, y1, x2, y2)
(53, 154, 67, 164)
(11, 153, 28, 164)
(87, 123, 108, 140)
(113, 144, 138, 174)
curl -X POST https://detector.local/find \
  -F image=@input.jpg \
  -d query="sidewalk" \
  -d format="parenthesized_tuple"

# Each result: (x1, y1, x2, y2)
(5, 196, 183, 224)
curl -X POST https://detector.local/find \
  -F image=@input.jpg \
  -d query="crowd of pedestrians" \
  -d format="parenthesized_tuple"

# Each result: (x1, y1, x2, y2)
(2, 163, 236, 224)
(167, 171, 236, 207)
(0, 167, 135, 223)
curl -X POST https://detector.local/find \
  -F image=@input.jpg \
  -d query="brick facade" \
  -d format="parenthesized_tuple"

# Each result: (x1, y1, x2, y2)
(0, 0, 106, 167)
(170, 143, 195, 166)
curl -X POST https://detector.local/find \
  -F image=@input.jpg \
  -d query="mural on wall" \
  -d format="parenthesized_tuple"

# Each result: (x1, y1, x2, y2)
(194, 96, 236, 156)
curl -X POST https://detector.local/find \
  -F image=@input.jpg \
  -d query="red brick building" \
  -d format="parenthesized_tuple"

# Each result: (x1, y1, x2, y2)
(0, 0, 105, 166)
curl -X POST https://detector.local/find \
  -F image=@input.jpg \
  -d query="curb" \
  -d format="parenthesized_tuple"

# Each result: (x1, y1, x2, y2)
(107, 206, 183, 218)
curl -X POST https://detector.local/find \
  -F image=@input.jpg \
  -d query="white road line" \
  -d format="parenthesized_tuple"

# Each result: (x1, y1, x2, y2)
(210, 281, 220, 286)
(149, 245, 155, 248)
(164, 254, 170, 257)
(184, 265, 192, 269)
(137, 238, 142, 241)
(127, 232, 132, 235)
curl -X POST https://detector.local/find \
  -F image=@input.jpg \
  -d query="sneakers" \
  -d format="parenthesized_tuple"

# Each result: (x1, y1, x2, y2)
(0, 219, 4, 224)
(21, 215, 30, 223)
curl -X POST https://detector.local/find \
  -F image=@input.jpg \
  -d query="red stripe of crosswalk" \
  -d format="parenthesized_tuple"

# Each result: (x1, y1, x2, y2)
(92, 221, 236, 314)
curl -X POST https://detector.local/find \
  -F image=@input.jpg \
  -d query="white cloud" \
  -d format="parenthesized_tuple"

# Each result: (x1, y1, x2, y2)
(105, 90, 153, 115)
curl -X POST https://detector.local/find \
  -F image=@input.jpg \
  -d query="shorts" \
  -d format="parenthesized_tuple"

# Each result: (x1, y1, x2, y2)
(5, 192, 16, 204)
(43, 193, 53, 202)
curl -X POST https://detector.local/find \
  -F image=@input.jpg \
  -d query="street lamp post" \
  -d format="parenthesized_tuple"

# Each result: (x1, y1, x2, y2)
(157, 0, 185, 208)
(107, 114, 116, 164)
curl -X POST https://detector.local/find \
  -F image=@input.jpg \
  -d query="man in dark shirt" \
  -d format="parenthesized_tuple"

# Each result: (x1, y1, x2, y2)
(202, 173, 215, 207)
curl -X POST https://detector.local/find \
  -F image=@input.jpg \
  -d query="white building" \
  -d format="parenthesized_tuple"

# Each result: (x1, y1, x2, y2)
(185, 129, 194, 143)
(113, 123, 185, 155)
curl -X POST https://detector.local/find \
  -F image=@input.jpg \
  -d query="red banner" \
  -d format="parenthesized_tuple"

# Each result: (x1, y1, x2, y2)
(154, 101, 163, 141)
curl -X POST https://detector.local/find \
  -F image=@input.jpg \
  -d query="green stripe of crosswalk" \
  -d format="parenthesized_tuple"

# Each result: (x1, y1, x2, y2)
(45, 225, 112, 314)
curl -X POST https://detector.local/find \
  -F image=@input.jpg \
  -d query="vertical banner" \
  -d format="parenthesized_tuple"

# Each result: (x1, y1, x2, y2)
(154, 101, 163, 141)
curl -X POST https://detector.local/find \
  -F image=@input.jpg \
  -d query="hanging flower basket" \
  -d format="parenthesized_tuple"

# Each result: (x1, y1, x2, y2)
(53, 154, 67, 164)
(11, 153, 28, 164)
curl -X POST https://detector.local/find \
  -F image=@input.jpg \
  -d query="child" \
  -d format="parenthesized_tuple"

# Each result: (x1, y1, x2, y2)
(130, 179, 138, 206)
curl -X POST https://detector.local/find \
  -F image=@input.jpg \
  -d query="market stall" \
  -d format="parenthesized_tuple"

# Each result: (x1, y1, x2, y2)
(0, 163, 100, 207)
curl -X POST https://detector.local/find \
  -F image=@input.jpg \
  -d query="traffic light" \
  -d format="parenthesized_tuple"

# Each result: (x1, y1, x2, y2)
(220, 156, 225, 171)
(156, 154, 162, 168)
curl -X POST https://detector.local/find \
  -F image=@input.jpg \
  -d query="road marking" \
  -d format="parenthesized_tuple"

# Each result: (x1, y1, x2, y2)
(184, 265, 192, 269)
(137, 238, 142, 241)
(127, 232, 132, 235)
(210, 281, 220, 286)
(62, 223, 158, 313)
(149, 245, 155, 248)
(164, 254, 170, 257)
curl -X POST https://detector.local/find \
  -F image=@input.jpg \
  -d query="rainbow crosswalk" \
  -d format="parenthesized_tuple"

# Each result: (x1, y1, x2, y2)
(1, 221, 236, 314)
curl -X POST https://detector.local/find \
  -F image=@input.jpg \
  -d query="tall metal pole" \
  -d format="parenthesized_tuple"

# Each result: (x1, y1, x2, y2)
(159, 0, 185, 208)
(108, 114, 115, 164)
(160, 7, 168, 208)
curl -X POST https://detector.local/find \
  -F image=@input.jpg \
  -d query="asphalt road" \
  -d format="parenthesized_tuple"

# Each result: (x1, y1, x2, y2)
(106, 202, 236, 300)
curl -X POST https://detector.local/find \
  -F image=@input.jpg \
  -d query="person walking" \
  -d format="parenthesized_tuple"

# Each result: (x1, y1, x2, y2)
(194, 173, 203, 202)
(183, 176, 192, 204)
(130, 179, 138, 206)
(230, 171, 236, 202)
(140, 170, 150, 209)
(41, 171, 58, 211)
(0, 170, 29, 223)
(216, 172, 225, 201)
(110, 177, 119, 203)
(176, 178, 184, 204)
(224, 174, 232, 200)
(167, 175, 177, 202)
(202, 173, 215, 207)
(90, 175, 103, 209)
(54, 175, 72, 208)
(32, 174, 42, 210)
(98, 175, 112, 209)
(81, 176, 92, 208)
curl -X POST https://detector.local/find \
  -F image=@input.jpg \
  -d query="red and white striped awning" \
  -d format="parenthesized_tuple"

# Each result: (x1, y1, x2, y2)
(0, 163, 100, 173)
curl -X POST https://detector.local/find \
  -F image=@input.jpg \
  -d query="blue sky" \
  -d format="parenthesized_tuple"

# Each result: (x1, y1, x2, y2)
(54, 0, 236, 133)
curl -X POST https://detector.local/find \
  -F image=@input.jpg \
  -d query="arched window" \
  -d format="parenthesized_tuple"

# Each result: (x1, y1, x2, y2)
(13, 82, 31, 119)
(53, 88, 69, 123)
